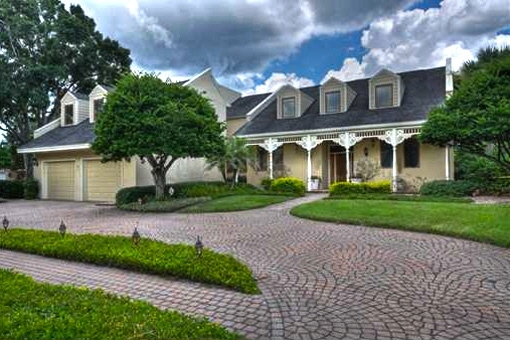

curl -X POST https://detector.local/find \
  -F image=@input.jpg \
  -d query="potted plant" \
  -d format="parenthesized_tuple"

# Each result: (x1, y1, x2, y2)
(310, 175, 321, 190)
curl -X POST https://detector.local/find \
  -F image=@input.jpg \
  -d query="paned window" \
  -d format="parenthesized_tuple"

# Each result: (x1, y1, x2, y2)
(325, 91, 341, 113)
(375, 84, 393, 108)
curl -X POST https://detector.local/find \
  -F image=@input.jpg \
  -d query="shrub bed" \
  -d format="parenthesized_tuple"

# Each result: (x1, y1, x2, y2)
(0, 229, 259, 294)
(329, 180, 391, 196)
(0, 270, 240, 340)
(0, 180, 24, 199)
(420, 180, 478, 197)
(23, 178, 39, 199)
(270, 177, 306, 196)
(116, 182, 260, 206)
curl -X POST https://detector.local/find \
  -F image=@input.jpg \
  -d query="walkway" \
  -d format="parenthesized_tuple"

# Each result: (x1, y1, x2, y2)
(1, 196, 510, 339)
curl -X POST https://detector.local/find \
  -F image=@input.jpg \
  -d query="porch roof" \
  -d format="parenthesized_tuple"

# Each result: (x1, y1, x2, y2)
(235, 67, 445, 137)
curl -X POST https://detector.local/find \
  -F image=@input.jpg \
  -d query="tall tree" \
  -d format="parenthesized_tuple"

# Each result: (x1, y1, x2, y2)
(420, 46, 510, 171)
(0, 0, 131, 176)
(92, 73, 225, 200)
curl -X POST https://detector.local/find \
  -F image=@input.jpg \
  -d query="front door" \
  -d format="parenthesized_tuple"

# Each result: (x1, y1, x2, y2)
(329, 145, 347, 184)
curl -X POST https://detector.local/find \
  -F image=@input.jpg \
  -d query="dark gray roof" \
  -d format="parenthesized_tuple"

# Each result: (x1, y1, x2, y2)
(20, 119, 95, 150)
(71, 92, 89, 100)
(227, 92, 270, 119)
(235, 67, 445, 136)
(99, 84, 115, 92)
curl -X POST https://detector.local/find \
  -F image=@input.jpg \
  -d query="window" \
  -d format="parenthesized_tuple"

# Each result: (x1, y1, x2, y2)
(325, 91, 341, 113)
(282, 97, 296, 118)
(64, 104, 74, 125)
(257, 147, 267, 171)
(93, 98, 104, 119)
(274, 147, 284, 172)
(404, 137, 420, 168)
(380, 141, 393, 168)
(375, 84, 393, 108)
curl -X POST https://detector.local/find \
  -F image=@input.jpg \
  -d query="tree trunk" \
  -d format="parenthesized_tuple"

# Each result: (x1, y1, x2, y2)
(151, 168, 167, 201)
(23, 154, 33, 179)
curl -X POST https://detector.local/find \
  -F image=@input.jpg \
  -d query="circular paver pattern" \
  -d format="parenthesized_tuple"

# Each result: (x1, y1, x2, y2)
(1, 196, 510, 340)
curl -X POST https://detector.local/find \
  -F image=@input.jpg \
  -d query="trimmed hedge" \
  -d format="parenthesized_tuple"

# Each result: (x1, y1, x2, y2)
(23, 178, 39, 200)
(329, 180, 391, 196)
(0, 180, 24, 199)
(0, 229, 260, 294)
(420, 180, 478, 197)
(116, 181, 259, 206)
(261, 177, 273, 190)
(270, 177, 306, 196)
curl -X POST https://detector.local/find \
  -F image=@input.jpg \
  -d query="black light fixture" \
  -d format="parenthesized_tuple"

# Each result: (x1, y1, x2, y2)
(364, 146, 369, 157)
(59, 220, 66, 236)
(32, 157, 39, 167)
(2, 216, 9, 231)
(195, 236, 203, 257)
(132, 227, 141, 246)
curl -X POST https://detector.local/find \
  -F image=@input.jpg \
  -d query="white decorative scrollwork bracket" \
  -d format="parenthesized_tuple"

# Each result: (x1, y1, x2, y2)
(295, 135, 323, 191)
(260, 138, 283, 179)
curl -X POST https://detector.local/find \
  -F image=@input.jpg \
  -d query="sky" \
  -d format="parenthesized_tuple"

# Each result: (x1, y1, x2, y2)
(62, 0, 510, 95)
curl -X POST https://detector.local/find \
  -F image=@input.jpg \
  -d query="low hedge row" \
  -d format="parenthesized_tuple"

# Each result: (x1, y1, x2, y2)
(0, 179, 39, 199)
(0, 229, 260, 294)
(116, 182, 259, 206)
(420, 178, 510, 197)
(329, 180, 391, 196)
(269, 177, 306, 196)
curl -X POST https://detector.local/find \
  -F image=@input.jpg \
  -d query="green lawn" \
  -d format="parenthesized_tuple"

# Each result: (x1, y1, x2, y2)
(291, 199, 510, 248)
(120, 197, 211, 212)
(0, 229, 259, 294)
(0, 270, 239, 340)
(180, 194, 293, 213)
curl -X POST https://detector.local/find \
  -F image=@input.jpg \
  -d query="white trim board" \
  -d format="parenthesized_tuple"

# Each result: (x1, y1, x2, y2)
(18, 144, 91, 154)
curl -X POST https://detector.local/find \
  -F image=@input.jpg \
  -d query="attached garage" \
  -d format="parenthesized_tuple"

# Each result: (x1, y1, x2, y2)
(46, 161, 76, 200)
(84, 160, 121, 202)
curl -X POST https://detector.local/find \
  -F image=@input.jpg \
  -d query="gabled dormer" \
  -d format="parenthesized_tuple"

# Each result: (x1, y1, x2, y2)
(369, 69, 405, 109)
(319, 77, 357, 114)
(89, 85, 113, 123)
(276, 85, 313, 119)
(60, 91, 90, 126)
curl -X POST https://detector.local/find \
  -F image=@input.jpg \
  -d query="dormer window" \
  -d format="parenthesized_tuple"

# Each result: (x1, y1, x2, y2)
(93, 98, 104, 119)
(325, 91, 341, 113)
(282, 97, 296, 118)
(64, 104, 74, 125)
(375, 84, 393, 108)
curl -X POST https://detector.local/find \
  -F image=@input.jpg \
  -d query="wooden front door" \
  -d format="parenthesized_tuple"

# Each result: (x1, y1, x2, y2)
(329, 146, 347, 184)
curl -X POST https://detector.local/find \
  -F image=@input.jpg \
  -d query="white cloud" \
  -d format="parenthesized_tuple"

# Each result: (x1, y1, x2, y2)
(242, 73, 315, 95)
(323, 0, 510, 81)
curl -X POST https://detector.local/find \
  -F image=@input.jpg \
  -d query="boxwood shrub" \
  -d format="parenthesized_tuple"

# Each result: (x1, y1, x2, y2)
(23, 178, 39, 199)
(270, 177, 306, 196)
(329, 180, 391, 196)
(0, 180, 24, 199)
(420, 180, 478, 197)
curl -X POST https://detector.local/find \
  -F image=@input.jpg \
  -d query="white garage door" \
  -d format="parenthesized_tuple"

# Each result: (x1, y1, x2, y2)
(84, 160, 121, 202)
(46, 161, 76, 200)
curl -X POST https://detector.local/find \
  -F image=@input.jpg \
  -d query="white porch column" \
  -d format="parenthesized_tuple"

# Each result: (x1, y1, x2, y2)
(333, 132, 362, 182)
(296, 135, 321, 191)
(261, 138, 283, 180)
(445, 144, 450, 181)
(379, 129, 407, 193)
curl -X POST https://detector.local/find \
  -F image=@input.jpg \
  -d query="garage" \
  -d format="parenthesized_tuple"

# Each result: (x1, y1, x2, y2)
(46, 161, 76, 200)
(84, 160, 121, 202)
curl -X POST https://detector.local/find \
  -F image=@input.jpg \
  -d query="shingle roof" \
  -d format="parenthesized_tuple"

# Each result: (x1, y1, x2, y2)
(227, 92, 271, 119)
(100, 84, 115, 92)
(235, 67, 445, 136)
(19, 119, 95, 150)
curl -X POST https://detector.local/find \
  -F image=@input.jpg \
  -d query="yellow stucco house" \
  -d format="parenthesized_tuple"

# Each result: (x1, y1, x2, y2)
(18, 69, 241, 201)
(19, 61, 454, 201)
(229, 62, 454, 192)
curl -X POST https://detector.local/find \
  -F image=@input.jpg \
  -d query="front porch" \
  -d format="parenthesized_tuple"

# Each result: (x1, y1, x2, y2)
(246, 127, 454, 192)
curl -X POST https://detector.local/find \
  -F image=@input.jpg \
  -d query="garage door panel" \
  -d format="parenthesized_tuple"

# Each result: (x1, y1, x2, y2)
(85, 161, 121, 202)
(46, 161, 75, 200)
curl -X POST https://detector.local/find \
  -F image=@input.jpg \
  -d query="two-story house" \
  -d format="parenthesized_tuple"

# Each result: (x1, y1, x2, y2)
(227, 61, 454, 192)
(18, 69, 241, 201)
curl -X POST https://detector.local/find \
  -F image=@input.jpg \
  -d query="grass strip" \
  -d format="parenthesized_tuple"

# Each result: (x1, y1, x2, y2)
(0, 269, 240, 340)
(291, 199, 510, 248)
(180, 195, 293, 213)
(0, 229, 259, 294)
(120, 197, 211, 212)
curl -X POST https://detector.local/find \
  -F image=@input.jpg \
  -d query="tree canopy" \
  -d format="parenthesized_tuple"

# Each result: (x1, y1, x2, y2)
(0, 0, 131, 174)
(420, 46, 510, 171)
(92, 73, 225, 200)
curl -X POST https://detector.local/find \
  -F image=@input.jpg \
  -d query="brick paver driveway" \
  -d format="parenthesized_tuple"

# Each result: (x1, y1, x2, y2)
(1, 196, 510, 340)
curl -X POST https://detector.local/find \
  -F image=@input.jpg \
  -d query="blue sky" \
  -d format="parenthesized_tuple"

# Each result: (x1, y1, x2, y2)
(67, 0, 510, 94)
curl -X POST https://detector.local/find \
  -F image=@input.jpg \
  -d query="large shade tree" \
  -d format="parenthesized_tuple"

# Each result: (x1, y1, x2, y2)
(420, 46, 510, 171)
(0, 0, 131, 176)
(92, 73, 225, 200)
